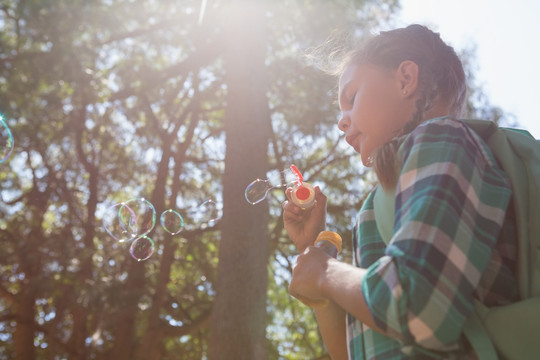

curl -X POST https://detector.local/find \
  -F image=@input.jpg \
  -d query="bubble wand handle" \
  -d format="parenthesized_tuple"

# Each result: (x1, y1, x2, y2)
(290, 164, 303, 183)
(295, 231, 342, 308)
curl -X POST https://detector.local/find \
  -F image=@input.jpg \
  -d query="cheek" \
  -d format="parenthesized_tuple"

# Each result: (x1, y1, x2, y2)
(356, 91, 402, 151)
(365, 86, 403, 128)
(353, 89, 391, 129)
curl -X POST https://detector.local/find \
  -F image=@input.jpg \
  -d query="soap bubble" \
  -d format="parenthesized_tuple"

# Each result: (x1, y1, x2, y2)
(245, 179, 273, 205)
(0, 115, 14, 163)
(129, 235, 155, 261)
(102, 198, 156, 242)
(245, 165, 303, 204)
(186, 199, 221, 230)
(160, 209, 184, 235)
(102, 202, 137, 243)
(102, 196, 222, 261)
(121, 198, 156, 236)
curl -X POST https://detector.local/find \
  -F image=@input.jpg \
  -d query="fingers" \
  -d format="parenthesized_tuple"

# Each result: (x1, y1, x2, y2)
(282, 185, 327, 223)
(314, 186, 327, 207)
(282, 199, 302, 221)
(285, 187, 293, 201)
(282, 187, 302, 215)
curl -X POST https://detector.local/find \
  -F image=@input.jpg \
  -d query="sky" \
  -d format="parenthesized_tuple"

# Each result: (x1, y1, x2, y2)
(390, 0, 540, 138)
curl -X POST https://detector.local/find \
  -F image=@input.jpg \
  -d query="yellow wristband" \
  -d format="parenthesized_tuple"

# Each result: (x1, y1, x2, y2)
(314, 231, 342, 254)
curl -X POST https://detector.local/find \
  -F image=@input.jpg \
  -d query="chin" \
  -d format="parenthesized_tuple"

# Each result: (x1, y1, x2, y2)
(360, 157, 373, 168)
(360, 149, 374, 167)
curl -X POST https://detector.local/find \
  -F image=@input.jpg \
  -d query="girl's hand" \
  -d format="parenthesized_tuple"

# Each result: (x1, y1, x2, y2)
(289, 246, 333, 303)
(282, 186, 327, 253)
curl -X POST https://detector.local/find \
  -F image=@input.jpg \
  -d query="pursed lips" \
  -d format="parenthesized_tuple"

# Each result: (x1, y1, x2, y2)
(346, 133, 361, 152)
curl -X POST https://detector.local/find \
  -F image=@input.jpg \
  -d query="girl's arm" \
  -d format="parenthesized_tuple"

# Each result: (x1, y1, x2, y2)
(313, 300, 348, 360)
(290, 247, 385, 334)
(289, 247, 386, 360)
(321, 258, 384, 335)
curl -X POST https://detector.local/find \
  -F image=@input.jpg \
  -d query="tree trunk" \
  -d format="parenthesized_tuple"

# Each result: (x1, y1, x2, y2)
(109, 260, 146, 360)
(135, 239, 176, 359)
(14, 290, 36, 360)
(70, 119, 100, 359)
(209, 1, 271, 359)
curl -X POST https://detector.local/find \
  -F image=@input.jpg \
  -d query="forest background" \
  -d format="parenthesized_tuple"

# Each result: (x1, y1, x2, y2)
(0, 0, 512, 359)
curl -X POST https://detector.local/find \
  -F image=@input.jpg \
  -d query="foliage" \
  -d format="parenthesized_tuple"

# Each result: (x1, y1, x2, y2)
(0, 0, 390, 358)
(0, 0, 506, 359)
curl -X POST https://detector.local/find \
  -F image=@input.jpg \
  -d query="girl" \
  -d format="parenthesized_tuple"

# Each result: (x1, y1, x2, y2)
(282, 24, 517, 359)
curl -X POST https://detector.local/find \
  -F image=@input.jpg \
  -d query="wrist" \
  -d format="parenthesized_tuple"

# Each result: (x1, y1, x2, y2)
(320, 257, 340, 300)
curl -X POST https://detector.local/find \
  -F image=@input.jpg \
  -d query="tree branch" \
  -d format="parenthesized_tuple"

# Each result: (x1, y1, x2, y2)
(109, 38, 224, 102)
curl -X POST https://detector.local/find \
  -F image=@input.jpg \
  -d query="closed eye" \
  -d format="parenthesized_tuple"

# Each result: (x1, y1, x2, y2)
(349, 92, 356, 106)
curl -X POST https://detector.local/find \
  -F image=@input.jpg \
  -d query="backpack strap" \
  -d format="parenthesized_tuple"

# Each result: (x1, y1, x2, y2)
(462, 303, 499, 360)
(373, 185, 395, 245)
(464, 119, 540, 299)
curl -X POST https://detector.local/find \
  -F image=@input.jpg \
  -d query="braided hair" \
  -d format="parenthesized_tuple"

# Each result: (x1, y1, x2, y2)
(341, 25, 467, 189)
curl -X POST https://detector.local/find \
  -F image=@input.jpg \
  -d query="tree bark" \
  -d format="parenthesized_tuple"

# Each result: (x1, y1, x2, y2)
(209, 1, 271, 359)
(109, 260, 146, 360)
(69, 104, 100, 360)
(14, 290, 36, 360)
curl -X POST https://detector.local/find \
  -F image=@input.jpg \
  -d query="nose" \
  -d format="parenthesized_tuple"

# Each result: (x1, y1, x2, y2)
(338, 113, 350, 133)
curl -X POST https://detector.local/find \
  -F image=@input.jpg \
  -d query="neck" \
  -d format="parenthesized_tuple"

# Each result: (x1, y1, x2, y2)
(425, 99, 453, 120)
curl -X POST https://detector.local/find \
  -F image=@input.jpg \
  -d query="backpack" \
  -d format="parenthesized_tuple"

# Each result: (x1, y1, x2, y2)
(372, 119, 540, 360)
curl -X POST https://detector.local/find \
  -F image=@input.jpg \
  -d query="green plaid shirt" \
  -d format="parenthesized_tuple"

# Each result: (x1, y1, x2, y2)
(347, 118, 518, 359)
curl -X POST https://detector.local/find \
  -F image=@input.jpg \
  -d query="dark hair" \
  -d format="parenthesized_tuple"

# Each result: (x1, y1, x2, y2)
(340, 24, 467, 188)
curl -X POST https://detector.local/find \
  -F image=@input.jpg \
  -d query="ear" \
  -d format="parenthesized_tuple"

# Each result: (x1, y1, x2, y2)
(396, 60, 419, 98)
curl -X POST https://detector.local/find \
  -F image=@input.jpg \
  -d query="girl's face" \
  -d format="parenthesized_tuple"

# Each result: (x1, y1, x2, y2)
(337, 63, 416, 166)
